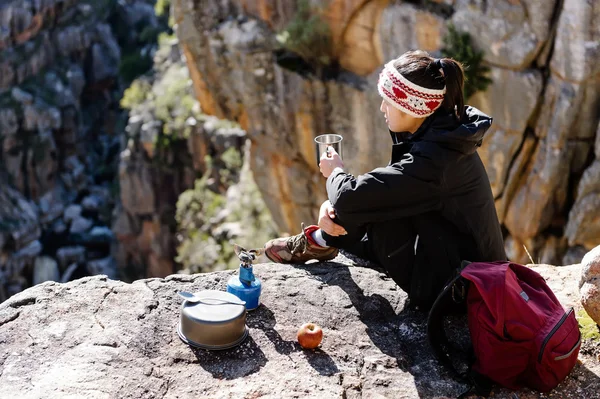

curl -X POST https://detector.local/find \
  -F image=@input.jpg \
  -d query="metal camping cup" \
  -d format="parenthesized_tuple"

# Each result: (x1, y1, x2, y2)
(315, 134, 343, 166)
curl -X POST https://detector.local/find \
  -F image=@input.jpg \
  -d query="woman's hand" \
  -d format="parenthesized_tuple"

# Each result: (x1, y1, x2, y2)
(319, 147, 344, 178)
(318, 200, 347, 236)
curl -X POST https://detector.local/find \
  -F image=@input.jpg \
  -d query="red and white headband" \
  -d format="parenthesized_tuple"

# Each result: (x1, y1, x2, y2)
(377, 61, 446, 118)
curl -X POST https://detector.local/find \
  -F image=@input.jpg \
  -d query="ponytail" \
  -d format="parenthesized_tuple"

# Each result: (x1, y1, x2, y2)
(438, 58, 465, 120)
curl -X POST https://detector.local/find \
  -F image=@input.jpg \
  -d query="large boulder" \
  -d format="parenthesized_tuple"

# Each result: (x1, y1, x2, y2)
(451, 0, 556, 69)
(566, 159, 600, 249)
(469, 67, 543, 200)
(0, 259, 597, 398)
(580, 245, 600, 326)
(504, 74, 599, 244)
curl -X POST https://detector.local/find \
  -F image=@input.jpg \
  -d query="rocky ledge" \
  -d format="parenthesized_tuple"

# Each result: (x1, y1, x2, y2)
(0, 258, 598, 398)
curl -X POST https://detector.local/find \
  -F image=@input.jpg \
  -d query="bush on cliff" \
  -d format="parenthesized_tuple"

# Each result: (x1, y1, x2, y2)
(276, 0, 333, 73)
(441, 24, 492, 99)
(175, 145, 277, 273)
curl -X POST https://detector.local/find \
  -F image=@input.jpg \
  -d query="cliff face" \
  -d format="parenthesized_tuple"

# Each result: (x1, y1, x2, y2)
(0, 0, 162, 298)
(175, 0, 600, 265)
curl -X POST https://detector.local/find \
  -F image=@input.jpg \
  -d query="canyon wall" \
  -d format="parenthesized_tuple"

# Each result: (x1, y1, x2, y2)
(0, 0, 161, 298)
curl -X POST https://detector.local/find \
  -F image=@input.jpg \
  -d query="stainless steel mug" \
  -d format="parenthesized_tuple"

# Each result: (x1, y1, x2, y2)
(314, 134, 343, 166)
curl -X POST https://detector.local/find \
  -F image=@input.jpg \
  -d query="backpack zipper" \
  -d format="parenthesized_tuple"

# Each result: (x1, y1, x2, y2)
(538, 308, 573, 362)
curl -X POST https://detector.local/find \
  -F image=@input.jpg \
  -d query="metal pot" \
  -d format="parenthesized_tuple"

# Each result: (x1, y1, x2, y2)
(177, 290, 248, 350)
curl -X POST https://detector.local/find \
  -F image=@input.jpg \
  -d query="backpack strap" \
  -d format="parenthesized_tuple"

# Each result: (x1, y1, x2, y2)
(427, 271, 468, 381)
(457, 370, 494, 398)
(428, 260, 495, 398)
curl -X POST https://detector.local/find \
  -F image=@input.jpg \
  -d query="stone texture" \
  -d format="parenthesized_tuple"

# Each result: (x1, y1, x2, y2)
(504, 235, 528, 264)
(37, 186, 64, 225)
(61, 155, 87, 193)
(118, 149, 156, 216)
(537, 235, 568, 267)
(112, 44, 217, 279)
(470, 68, 544, 198)
(60, 262, 80, 284)
(55, 246, 86, 270)
(529, 263, 583, 310)
(596, 122, 600, 159)
(3, 240, 42, 290)
(378, 4, 446, 70)
(504, 137, 563, 242)
(452, 0, 557, 69)
(32, 256, 60, 285)
(563, 246, 589, 267)
(0, 109, 18, 136)
(337, 0, 390, 76)
(217, 0, 391, 74)
(63, 204, 82, 224)
(494, 134, 537, 225)
(550, 0, 600, 83)
(0, 185, 40, 253)
(90, 24, 121, 82)
(86, 256, 117, 279)
(0, 261, 597, 398)
(69, 217, 93, 234)
(504, 75, 600, 242)
(535, 77, 599, 141)
(566, 161, 600, 249)
(580, 246, 600, 325)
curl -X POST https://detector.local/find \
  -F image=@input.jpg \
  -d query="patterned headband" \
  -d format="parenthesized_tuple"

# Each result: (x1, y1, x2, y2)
(377, 61, 446, 118)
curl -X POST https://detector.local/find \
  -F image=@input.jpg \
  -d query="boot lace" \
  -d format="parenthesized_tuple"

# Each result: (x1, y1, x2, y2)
(286, 231, 308, 255)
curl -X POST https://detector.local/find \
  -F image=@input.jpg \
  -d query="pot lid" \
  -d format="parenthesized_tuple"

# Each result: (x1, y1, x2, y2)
(182, 290, 245, 323)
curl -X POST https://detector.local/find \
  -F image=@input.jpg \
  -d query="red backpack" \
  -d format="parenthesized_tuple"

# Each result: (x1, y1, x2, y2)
(428, 261, 581, 397)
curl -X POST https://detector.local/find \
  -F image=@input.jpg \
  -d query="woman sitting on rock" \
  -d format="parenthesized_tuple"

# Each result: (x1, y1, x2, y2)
(264, 50, 507, 309)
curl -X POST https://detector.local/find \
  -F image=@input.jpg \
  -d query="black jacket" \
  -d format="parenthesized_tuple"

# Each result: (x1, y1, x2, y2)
(326, 106, 506, 307)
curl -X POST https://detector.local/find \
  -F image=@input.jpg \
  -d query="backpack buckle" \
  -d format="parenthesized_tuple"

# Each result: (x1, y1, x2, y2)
(452, 280, 466, 303)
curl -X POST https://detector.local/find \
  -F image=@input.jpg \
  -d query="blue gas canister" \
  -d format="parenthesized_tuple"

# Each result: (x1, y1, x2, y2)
(227, 245, 262, 310)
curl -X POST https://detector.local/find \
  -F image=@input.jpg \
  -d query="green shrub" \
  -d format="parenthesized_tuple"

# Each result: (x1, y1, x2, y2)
(175, 176, 227, 270)
(151, 64, 199, 137)
(276, 0, 333, 70)
(441, 24, 492, 99)
(221, 147, 243, 171)
(155, 0, 171, 17)
(158, 32, 177, 46)
(120, 79, 152, 110)
(577, 309, 600, 341)
(174, 147, 277, 272)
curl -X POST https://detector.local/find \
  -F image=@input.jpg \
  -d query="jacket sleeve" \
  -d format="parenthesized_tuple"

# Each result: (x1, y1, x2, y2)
(326, 152, 444, 225)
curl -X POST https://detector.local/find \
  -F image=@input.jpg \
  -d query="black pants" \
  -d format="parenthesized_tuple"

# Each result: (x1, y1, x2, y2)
(321, 210, 476, 309)
(321, 212, 417, 293)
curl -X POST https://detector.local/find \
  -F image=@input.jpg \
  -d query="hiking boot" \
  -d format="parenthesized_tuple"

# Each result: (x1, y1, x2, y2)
(265, 223, 339, 264)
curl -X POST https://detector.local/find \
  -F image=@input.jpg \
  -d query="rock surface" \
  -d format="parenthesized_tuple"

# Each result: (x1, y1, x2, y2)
(451, 0, 557, 69)
(581, 245, 600, 326)
(0, 259, 598, 398)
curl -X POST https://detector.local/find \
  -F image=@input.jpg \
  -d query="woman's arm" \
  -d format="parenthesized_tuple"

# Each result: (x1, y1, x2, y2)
(326, 153, 444, 224)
